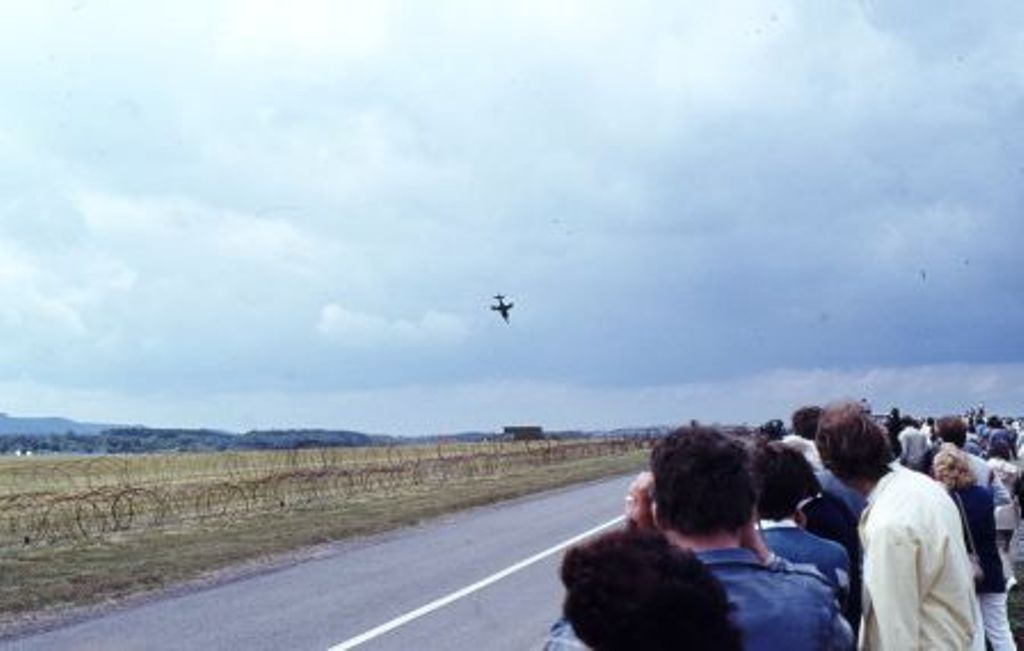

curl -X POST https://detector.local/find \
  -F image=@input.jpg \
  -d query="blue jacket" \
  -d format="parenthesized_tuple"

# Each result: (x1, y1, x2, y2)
(815, 469, 866, 518)
(544, 546, 852, 651)
(951, 484, 1005, 593)
(800, 491, 862, 638)
(760, 524, 850, 603)
(698, 548, 851, 651)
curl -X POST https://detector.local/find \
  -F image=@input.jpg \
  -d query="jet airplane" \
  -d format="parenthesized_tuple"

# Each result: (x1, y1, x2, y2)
(491, 294, 514, 323)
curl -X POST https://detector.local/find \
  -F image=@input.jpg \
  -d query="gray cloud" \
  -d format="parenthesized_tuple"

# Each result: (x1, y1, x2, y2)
(0, 1, 1022, 428)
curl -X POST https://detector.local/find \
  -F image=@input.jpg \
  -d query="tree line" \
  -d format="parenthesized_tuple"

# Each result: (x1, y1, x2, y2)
(0, 427, 394, 454)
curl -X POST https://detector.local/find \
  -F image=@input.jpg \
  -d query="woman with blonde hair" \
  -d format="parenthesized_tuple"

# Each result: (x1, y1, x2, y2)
(933, 444, 1015, 650)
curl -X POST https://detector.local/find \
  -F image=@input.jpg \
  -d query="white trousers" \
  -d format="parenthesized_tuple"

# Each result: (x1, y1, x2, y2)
(997, 528, 1016, 585)
(971, 597, 985, 651)
(977, 592, 1017, 651)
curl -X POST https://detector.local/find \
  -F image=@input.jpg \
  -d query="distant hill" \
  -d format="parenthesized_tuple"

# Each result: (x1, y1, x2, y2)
(0, 410, 675, 455)
(238, 429, 398, 449)
(0, 412, 118, 436)
(0, 425, 400, 454)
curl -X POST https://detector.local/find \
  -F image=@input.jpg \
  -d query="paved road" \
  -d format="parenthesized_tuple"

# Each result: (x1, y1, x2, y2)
(5, 475, 634, 651)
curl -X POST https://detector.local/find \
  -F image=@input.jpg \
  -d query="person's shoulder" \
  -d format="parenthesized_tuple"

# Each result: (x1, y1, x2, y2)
(899, 427, 923, 440)
(766, 554, 835, 592)
(960, 483, 994, 507)
(886, 465, 947, 499)
(766, 558, 845, 625)
(758, 526, 787, 543)
(804, 490, 857, 523)
(966, 452, 989, 468)
(990, 458, 1018, 474)
(760, 526, 806, 553)
(864, 484, 932, 536)
(803, 530, 850, 564)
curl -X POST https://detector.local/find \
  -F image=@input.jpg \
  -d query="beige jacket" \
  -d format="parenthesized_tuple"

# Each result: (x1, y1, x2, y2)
(859, 465, 977, 650)
(988, 458, 1021, 530)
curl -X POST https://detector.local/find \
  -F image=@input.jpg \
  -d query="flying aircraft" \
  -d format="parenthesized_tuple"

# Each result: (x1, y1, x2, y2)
(491, 294, 513, 323)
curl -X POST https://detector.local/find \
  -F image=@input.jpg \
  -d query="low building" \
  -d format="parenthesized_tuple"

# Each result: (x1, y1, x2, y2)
(504, 426, 544, 441)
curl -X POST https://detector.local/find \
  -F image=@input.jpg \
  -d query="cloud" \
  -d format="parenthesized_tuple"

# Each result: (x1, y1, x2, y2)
(75, 190, 324, 272)
(0, 1, 1021, 428)
(316, 304, 468, 349)
(218, 0, 394, 71)
(0, 238, 135, 347)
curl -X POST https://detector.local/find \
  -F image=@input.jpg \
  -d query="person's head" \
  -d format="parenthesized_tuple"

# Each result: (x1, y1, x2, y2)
(932, 444, 975, 490)
(937, 416, 967, 448)
(899, 415, 920, 430)
(791, 406, 822, 441)
(815, 401, 893, 484)
(758, 419, 786, 441)
(650, 426, 755, 536)
(561, 528, 742, 651)
(990, 439, 1013, 461)
(988, 415, 1004, 429)
(752, 442, 821, 521)
(779, 434, 822, 469)
(884, 408, 903, 437)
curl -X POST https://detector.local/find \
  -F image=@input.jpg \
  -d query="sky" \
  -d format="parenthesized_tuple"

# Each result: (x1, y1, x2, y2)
(0, 0, 1023, 435)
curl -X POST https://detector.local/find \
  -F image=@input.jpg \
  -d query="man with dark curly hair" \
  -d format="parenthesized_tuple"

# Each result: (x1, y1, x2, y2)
(816, 402, 978, 649)
(641, 426, 850, 650)
(558, 528, 742, 651)
(545, 425, 852, 650)
(751, 442, 851, 612)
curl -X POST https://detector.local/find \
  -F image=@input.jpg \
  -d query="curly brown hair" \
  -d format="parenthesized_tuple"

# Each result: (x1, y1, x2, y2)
(752, 442, 821, 521)
(650, 426, 755, 535)
(561, 528, 742, 651)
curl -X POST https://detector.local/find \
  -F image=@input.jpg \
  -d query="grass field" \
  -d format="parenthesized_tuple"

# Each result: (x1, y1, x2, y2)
(1008, 565, 1024, 644)
(0, 439, 648, 623)
(16, 439, 1019, 643)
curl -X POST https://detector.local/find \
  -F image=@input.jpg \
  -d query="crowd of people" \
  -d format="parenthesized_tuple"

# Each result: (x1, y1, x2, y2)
(544, 401, 1024, 650)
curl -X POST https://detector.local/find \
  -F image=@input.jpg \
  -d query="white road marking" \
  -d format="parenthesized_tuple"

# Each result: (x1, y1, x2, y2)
(327, 514, 625, 650)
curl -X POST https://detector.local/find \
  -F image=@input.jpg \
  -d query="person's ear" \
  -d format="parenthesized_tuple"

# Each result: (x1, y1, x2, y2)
(794, 509, 807, 529)
(651, 500, 660, 529)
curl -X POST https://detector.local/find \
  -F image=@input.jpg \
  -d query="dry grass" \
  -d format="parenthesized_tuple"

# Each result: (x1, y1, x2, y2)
(0, 440, 643, 548)
(0, 447, 646, 625)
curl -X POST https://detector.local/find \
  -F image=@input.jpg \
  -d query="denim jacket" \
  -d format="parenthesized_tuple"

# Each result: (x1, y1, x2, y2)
(700, 548, 852, 651)
(544, 547, 852, 651)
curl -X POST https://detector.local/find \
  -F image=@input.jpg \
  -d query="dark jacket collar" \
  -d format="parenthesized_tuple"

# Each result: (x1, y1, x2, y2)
(695, 547, 763, 567)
